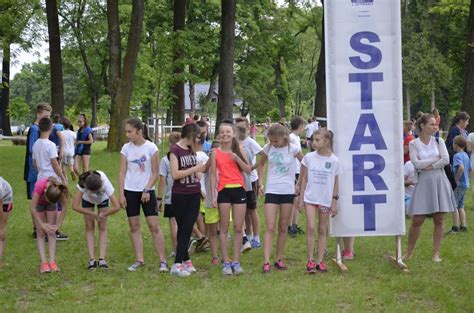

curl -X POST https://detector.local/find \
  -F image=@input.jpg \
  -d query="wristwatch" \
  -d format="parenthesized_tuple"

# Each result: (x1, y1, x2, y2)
(142, 188, 151, 193)
(332, 195, 339, 200)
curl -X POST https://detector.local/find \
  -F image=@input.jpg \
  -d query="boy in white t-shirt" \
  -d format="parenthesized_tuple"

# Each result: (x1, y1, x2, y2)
(289, 116, 305, 237)
(32, 117, 67, 184)
(404, 160, 415, 210)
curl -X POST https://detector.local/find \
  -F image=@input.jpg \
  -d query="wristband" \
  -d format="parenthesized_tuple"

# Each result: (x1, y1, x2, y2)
(332, 195, 339, 200)
(143, 188, 151, 193)
(156, 197, 162, 201)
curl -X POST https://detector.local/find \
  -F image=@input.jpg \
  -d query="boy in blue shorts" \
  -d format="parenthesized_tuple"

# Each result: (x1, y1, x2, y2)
(448, 135, 470, 234)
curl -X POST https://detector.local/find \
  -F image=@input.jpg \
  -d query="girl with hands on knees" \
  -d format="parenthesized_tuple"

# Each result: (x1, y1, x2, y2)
(72, 170, 120, 270)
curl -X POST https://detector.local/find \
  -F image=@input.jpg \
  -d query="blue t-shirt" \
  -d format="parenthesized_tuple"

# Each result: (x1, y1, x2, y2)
(453, 151, 471, 189)
(24, 124, 40, 182)
(202, 141, 212, 155)
(48, 124, 63, 148)
(446, 126, 469, 162)
(75, 126, 94, 154)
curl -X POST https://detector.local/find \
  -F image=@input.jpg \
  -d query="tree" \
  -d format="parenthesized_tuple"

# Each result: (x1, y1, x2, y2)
(106, 0, 145, 151)
(313, 0, 325, 118)
(216, 0, 236, 132)
(462, 0, 474, 128)
(46, 0, 65, 116)
(172, 0, 186, 127)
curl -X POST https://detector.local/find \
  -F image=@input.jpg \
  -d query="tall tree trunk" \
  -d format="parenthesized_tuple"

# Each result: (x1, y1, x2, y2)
(431, 90, 435, 112)
(46, 0, 65, 116)
(0, 43, 12, 136)
(314, 0, 326, 118)
(273, 57, 287, 119)
(189, 65, 196, 115)
(462, 0, 474, 132)
(206, 62, 219, 102)
(106, 0, 145, 151)
(172, 0, 186, 127)
(216, 0, 236, 133)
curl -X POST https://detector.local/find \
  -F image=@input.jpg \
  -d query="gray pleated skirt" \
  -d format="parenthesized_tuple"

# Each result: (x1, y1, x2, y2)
(407, 169, 456, 216)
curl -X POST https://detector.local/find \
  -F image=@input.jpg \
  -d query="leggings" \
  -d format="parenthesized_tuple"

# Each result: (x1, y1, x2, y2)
(171, 192, 201, 263)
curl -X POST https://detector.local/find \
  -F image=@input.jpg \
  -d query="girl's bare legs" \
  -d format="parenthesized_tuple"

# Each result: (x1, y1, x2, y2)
(98, 218, 107, 260)
(275, 203, 293, 262)
(432, 213, 444, 260)
(305, 204, 317, 261)
(46, 211, 57, 263)
(231, 203, 246, 263)
(128, 216, 144, 262)
(82, 155, 91, 173)
(84, 214, 96, 260)
(405, 215, 426, 258)
(317, 210, 330, 263)
(169, 217, 177, 252)
(0, 212, 10, 267)
(263, 203, 278, 264)
(35, 212, 48, 263)
(207, 223, 218, 259)
(218, 203, 232, 262)
(146, 216, 166, 262)
(73, 155, 82, 176)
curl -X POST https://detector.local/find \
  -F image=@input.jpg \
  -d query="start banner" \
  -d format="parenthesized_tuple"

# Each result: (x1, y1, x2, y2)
(326, 0, 405, 236)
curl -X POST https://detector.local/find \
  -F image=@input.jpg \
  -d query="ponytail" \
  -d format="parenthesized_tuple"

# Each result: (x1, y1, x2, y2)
(231, 137, 248, 165)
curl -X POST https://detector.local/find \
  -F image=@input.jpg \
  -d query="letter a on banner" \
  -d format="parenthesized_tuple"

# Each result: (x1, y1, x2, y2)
(325, 0, 405, 238)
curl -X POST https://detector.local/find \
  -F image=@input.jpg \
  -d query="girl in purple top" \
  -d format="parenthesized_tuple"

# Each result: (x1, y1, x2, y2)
(169, 123, 206, 277)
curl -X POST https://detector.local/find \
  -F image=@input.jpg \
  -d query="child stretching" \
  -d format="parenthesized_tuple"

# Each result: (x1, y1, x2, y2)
(73, 170, 121, 270)
(257, 123, 303, 273)
(299, 128, 341, 273)
(119, 118, 168, 272)
(169, 123, 206, 277)
(157, 132, 181, 257)
(30, 177, 68, 273)
(211, 123, 251, 275)
(0, 177, 13, 269)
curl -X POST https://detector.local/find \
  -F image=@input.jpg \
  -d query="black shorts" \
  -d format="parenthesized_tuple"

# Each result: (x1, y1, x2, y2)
(2, 203, 13, 213)
(26, 182, 35, 200)
(246, 190, 257, 210)
(82, 198, 109, 209)
(164, 204, 174, 218)
(217, 187, 246, 204)
(264, 193, 295, 204)
(75, 145, 91, 156)
(124, 190, 158, 217)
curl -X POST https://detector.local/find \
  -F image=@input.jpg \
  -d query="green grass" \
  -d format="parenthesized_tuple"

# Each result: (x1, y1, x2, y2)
(0, 139, 473, 312)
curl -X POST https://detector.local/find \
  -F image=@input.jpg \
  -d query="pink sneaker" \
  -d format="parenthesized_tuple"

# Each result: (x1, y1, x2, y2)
(342, 250, 354, 260)
(316, 261, 327, 273)
(262, 262, 271, 274)
(49, 261, 60, 272)
(40, 262, 51, 273)
(211, 257, 219, 265)
(306, 260, 316, 274)
(274, 259, 288, 270)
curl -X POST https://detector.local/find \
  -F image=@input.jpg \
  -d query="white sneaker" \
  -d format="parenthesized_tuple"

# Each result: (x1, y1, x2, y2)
(159, 261, 169, 273)
(170, 263, 191, 277)
(188, 239, 197, 256)
(183, 260, 196, 273)
(241, 241, 252, 253)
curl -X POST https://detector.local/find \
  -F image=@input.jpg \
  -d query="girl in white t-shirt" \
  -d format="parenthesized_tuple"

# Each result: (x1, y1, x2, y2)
(72, 170, 120, 270)
(0, 176, 13, 269)
(119, 118, 167, 272)
(299, 128, 341, 273)
(257, 124, 303, 273)
(61, 117, 77, 182)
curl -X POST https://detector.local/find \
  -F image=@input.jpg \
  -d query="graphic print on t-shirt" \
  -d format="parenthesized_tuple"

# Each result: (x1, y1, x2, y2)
(131, 155, 147, 172)
(179, 154, 199, 185)
(270, 151, 289, 174)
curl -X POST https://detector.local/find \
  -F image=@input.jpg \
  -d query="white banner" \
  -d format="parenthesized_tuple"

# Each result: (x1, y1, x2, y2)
(326, 0, 405, 236)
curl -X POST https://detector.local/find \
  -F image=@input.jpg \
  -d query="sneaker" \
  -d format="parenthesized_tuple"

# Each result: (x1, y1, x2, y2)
(55, 231, 70, 241)
(432, 255, 442, 263)
(316, 261, 327, 273)
(274, 259, 288, 270)
(170, 263, 191, 277)
(262, 262, 271, 274)
(460, 226, 468, 232)
(446, 226, 460, 235)
(159, 261, 169, 273)
(222, 262, 233, 275)
(88, 259, 98, 270)
(127, 261, 145, 272)
(195, 237, 209, 252)
(306, 260, 316, 274)
(183, 260, 196, 273)
(188, 239, 197, 256)
(40, 262, 51, 273)
(232, 262, 244, 275)
(49, 261, 60, 272)
(288, 226, 296, 237)
(241, 241, 252, 253)
(250, 239, 262, 249)
(342, 250, 354, 260)
(211, 257, 220, 265)
(98, 259, 109, 269)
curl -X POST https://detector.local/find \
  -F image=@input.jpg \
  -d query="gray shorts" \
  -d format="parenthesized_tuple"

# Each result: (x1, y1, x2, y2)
(61, 155, 74, 166)
(454, 187, 468, 209)
(36, 203, 58, 212)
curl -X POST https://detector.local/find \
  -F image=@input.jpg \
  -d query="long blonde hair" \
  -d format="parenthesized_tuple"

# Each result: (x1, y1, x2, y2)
(45, 177, 68, 203)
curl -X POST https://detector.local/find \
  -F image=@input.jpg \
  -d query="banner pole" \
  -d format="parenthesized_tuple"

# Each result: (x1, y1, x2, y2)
(332, 237, 348, 272)
(389, 235, 409, 272)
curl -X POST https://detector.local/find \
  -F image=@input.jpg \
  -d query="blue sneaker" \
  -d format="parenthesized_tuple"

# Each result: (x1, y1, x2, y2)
(222, 262, 233, 275)
(251, 239, 261, 249)
(232, 262, 244, 275)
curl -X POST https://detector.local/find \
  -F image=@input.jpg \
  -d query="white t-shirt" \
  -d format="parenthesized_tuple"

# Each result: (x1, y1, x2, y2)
(159, 156, 173, 205)
(242, 137, 263, 182)
(62, 129, 76, 157)
(404, 161, 415, 197)
(289, 132, 302, 174)
(301, 151, 342, 207)
(0, 177, 13, 204)
(32, 138, 59, 180)
(305, 121, 320, 139)
(263, 143, 300, 194)
(77, 171, 114, 204)
(121, 141, 158, 191)
(196, 151, 210, 196)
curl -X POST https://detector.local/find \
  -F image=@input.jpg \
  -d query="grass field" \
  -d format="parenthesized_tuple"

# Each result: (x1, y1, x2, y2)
(0, 139, 473, 312)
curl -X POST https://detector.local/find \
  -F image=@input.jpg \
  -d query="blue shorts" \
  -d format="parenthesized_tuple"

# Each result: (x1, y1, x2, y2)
(454, 187, 468, 209)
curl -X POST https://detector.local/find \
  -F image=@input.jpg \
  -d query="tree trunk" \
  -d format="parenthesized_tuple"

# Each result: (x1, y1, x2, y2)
(172, 0, 186, 128)
(462, 0, 474, 132)
(106, 0, 145, 151)
(189, 65, 196, 115)
(216, 0, 236, 133)
(46, 0, 65, 116)
(0, 43, 12, 136)
(406, 86, 411, 121)
(274, 58, 286, 119)
(206, 62, 219, 102)
(314, 0, 326, 118)
(431, 90, 435, 112)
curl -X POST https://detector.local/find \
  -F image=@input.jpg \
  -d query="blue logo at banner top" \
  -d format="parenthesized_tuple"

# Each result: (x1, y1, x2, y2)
(352, 0, 373, 5)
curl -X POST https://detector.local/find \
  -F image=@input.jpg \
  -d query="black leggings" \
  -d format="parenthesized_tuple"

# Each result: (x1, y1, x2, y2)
(171, 192, 200, 263)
